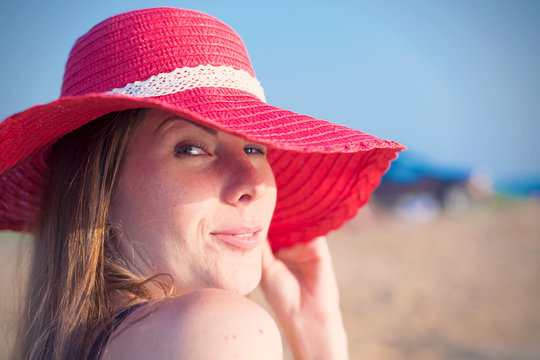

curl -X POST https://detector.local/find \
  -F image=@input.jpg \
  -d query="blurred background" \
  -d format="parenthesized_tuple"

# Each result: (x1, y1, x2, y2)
(1, 0, 539, 359)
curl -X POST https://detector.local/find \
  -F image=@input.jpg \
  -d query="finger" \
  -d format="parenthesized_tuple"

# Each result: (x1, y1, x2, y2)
(261, 238, 294, 288)
(260, 239, 299, 299)
(261, 238, 276, 274)
(274, 236, 331, 264)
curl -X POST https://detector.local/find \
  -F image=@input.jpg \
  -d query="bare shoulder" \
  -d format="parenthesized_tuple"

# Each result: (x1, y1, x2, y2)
(101, 289, 282, 360)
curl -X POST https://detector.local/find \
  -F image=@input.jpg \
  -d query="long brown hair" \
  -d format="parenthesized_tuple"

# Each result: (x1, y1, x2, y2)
(13, 109, 167, 359)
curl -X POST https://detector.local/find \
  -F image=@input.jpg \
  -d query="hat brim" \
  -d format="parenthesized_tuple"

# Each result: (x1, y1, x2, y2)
(0, 87, 405, 250)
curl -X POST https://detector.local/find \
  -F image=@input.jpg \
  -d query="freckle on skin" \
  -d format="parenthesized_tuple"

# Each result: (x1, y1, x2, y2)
(259, 329, 264, 334)
(232, 335, 236, 339)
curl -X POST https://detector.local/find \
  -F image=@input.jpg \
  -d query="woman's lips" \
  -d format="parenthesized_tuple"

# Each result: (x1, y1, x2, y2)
(210, 228, 262, 250)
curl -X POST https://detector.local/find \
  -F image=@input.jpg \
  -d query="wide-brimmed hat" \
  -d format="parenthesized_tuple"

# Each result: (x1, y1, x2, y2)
(0, 7, 404, 251)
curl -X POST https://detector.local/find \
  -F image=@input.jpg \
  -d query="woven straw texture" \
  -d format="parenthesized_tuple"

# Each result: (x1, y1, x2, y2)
(0, 7, 404, 251)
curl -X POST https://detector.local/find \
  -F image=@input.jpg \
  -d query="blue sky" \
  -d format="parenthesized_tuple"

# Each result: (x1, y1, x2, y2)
(1, 0, 539, 182)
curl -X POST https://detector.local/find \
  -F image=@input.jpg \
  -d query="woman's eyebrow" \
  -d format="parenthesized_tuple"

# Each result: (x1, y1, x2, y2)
(154, 116, 218, 136)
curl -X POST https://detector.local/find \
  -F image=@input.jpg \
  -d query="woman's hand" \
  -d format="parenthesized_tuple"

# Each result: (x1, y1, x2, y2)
(260, 236, 349, 360)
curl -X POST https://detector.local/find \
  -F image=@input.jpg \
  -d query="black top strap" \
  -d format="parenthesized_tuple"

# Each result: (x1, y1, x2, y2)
(87, 302, 147, 360)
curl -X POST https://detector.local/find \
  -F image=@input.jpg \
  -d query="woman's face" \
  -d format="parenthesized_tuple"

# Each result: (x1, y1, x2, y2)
(110, 109, 277, 296)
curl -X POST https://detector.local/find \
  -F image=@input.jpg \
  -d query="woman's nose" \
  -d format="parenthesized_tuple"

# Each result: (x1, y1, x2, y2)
(222, 155, 267, 206)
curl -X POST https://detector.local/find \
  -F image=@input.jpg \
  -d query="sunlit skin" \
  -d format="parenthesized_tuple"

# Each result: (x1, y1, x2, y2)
(110, 108, 277, 296)
(106, 108, 348, 359)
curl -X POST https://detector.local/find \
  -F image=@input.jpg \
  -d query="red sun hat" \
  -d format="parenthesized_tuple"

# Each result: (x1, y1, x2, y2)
(0, 7, 405, 251)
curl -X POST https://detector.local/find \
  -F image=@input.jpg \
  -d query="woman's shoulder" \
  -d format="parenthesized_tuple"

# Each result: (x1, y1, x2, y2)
(101, 288, 283, 360)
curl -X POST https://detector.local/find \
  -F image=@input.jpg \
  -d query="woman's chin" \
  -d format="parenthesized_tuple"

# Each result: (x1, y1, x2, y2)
(169, 257, 264, 297)
(214, 266, 262, 296)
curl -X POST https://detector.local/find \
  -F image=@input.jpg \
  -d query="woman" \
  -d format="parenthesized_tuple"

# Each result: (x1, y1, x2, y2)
(0, 7, 404, 359)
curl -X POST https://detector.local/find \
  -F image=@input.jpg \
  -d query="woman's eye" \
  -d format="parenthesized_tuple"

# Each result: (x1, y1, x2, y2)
(244, 146, 266, 155)
(175, 144, 208, 155)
